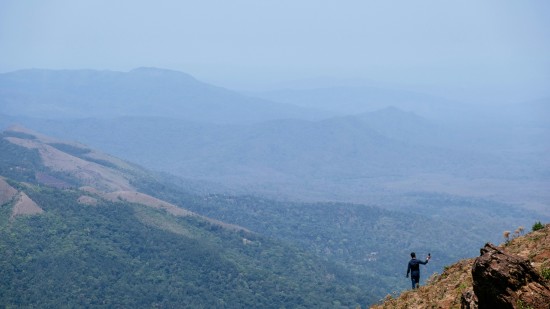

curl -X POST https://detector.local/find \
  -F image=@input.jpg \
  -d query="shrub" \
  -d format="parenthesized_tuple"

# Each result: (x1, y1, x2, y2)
(532, 221, 544, 232)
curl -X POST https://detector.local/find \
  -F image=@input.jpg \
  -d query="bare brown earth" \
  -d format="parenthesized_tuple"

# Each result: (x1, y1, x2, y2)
(371, 224, 550, 309)
(5, 136, 134, 192)
(11, 192, 43, 218)
(0, 177, 18, 205)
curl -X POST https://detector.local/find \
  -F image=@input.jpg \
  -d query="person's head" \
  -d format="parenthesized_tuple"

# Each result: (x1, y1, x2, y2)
(410, 252, 416, 258)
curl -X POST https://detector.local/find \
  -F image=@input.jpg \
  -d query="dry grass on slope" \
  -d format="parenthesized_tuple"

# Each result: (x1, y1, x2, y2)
(11, 192, 44, 218)
(371, 258, 474, 309)
(503, 224, 550, 277)
(5, 136, 134, 192)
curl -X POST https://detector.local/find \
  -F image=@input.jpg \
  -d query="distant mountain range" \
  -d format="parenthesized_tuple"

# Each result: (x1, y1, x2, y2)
(253, 85, 467, 120)
(0, 67, 331, 123)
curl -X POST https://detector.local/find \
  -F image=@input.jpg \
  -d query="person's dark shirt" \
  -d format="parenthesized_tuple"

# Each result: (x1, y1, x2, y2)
(407, 258, 428, 277)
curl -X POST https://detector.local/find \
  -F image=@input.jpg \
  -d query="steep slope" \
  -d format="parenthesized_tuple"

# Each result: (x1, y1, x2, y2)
(371, 224, 550, 309)
(0, 68, 329, 123)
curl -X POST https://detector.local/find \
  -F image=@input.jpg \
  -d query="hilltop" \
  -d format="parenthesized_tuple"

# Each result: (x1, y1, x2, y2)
(371, 223, 550, 309)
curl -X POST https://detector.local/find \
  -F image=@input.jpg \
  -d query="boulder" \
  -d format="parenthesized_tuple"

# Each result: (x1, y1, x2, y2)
(470, 243, 550, 309)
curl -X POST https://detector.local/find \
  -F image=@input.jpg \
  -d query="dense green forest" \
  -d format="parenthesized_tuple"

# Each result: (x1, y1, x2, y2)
(0, 185, 374, 308)
(133, 177, 489, 294)
(0, 132, 375, 307)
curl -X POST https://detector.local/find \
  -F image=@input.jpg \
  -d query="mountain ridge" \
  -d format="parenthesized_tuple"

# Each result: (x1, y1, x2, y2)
(0, 67, 330, 123)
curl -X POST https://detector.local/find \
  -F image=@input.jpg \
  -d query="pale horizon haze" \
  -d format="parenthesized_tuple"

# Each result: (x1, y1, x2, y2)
(1, 0, 549, 101)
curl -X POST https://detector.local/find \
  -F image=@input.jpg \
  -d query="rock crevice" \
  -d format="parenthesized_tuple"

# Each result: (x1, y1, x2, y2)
(465, 243, 550, 309)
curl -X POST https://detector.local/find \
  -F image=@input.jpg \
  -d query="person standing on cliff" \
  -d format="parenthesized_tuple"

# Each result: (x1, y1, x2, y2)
(406, 252, 430, 289)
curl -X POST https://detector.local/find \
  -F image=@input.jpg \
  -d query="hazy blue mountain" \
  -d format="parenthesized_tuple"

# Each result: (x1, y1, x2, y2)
(253, 86, 470, 121)
(354, 107, 454, 146)
(0, 68, 331, 123)
(1, 114, 472, 182)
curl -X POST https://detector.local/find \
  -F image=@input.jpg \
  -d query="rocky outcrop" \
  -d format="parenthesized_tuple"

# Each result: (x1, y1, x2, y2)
(469, 243, 550, 309)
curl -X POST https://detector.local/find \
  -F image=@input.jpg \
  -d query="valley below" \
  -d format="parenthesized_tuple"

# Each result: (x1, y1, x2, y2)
(1, 68, 549, 308)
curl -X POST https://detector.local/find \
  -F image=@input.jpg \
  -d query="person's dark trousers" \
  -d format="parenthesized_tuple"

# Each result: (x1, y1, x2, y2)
(411, 275, 419, 289)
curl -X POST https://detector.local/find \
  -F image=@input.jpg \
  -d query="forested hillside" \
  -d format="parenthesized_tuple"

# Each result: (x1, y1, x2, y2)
(1, 183, 375, 307)
(0, 128, 374, 308)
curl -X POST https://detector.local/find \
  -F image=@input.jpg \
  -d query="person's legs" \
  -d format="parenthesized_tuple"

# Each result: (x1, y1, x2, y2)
(411, 275, 420, 289)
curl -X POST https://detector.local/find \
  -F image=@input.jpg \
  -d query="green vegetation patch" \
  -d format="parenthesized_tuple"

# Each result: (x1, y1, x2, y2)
(0, 136, 42, 183)
(532, 221, 544, 232)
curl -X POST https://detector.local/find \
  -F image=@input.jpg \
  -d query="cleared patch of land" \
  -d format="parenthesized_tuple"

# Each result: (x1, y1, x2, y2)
(11, 192, 43, 218)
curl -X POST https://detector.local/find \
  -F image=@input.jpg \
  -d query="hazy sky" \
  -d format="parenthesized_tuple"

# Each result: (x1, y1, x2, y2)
(1, 0, 549, 96)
